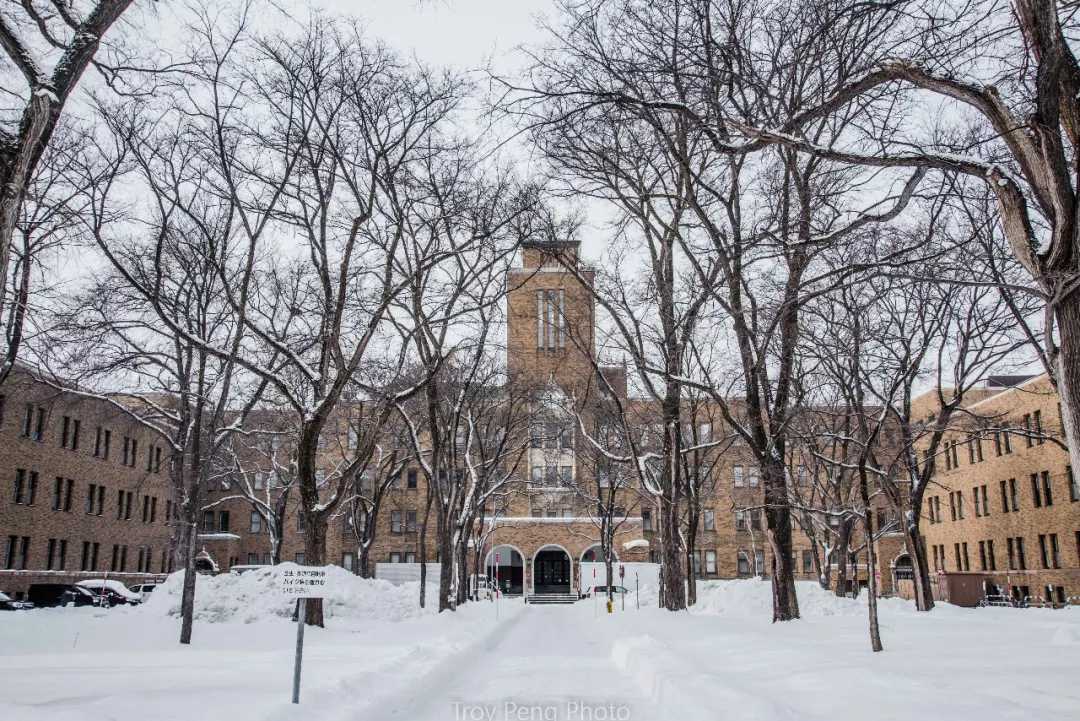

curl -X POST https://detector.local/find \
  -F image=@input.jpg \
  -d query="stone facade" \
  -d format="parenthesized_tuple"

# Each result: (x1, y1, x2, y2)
(0, 368, 173, 598)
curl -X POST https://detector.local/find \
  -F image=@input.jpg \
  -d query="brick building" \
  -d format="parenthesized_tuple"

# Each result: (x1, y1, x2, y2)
(919, 375, 1080, 605)
(195, 240, 887, 597)
(0, 367, 173, 598)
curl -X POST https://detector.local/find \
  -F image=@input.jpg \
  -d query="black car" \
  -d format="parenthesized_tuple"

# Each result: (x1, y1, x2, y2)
(0, 591, 34, 610)
(27, 583, 100, 608)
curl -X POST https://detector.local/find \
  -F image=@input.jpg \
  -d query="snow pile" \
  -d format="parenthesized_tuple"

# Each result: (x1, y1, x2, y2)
(635, 579, 922, 617)
(140, 564, 433, 625)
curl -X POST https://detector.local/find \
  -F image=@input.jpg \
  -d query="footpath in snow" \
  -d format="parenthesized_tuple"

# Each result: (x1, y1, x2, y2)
(1, 574, 1078, 721)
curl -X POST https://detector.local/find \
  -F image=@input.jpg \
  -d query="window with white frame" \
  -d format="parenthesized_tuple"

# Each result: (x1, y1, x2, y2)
(733, 465, 744, 487)
(705, 550, 717, 574)
(250, 511, 262, 533)
(703, 509, 715, 531)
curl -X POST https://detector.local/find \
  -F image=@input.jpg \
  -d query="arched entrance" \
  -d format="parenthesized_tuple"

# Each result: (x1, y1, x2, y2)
(486, 545, 524, 595)
(533, 544, 572, 594)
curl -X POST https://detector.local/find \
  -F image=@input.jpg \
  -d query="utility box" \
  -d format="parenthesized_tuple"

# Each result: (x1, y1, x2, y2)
(933, 572, 987, 607)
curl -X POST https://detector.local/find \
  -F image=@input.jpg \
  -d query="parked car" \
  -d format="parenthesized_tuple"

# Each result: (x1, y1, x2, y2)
(76, 580, 141, 606)
(585, 585, 629, 598)
(28, 583, 94, 608)
(60, 586, 101, 607)
(0, 591, 34, 610)
(130, 583, 159, 599)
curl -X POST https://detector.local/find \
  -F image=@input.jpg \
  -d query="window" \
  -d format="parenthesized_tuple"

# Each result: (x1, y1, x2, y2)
(967, 439, 975, 464)
(1023, 413, 1033, 447)
(978, 541, 987, 571)
(153, 446, 163, 472)
(218, 510, 230, 533)
(13, 469, 37, 505)
(1070, 466, 1079, 502)
(1034, 410, 1043, 443)
(536, 289, 566, 351)
(407, 469, 418, 489)
(1041, 471, 1053, 506)
(953, 543, 962, 571)
(201, 510, 216, 533)
(986, 539, 996, 571)
(1031, 473, 1043, 507)
(142, 494, 151, 522)
(979, 485, 989, 517)
(735, 510, 746, 530)
(993, 430, 1002, 456)
(389, 552, 402, 563)
(802, 550, 813, 574)
(703, 510, 715, 531)
(342, 553, 355, 573)
(641, 509, 652, 532)
(733, 465, 744, 487)
(973, 486, 981, 517)
(406, 510, 417, 533)
(391, 510, 403, 534)
(22, 404, 45, 441)
(705, 550, 717, 574)
(296, 512, 305, 533)
(754, 550, 765, 576)
(60, 416, 80, 449)
(748, 468, 760, 487)
(295, 553, 306, 565)
(5, 536, 29, 570)
(250, 511, 262, 533)
(961, 542, 970, 571)
(1009, 478, 1019, 511)
(737, 552, 751, 577)
(1002, 422, 1012, 453)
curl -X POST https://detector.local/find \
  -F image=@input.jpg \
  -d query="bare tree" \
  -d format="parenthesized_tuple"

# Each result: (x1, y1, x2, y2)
(706, 0, 1080, 477)
(0, 1, 147, 372)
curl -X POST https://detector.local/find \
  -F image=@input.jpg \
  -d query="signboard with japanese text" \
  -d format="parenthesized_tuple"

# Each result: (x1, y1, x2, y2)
(278, 567, 330, 598)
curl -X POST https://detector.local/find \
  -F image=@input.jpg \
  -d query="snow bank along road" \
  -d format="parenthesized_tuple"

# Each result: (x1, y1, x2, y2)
(1, 580, 1079, 721)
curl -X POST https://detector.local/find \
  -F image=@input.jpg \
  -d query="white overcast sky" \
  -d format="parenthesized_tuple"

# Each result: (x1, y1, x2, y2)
(315, 0, 557, 71)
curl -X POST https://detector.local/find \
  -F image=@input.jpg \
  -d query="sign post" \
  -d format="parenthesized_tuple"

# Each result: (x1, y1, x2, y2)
(495, 552, 500, 620)
(278, 566, 330, 705)
(635, 572, 639, 610)
(592, 566, 597, 617)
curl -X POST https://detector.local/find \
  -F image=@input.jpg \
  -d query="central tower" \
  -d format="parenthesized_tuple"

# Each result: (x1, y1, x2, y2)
(506, 240, 596, 394)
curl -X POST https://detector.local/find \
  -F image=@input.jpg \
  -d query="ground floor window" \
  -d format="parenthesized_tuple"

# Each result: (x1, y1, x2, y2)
(737, 552, 751, 577)
(342, 552, 355, 572)
(705, 550, 717, 574)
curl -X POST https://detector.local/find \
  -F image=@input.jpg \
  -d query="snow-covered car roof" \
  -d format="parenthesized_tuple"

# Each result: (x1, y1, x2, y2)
(0, 591, 11, 602)
(76, 579, 140, 599)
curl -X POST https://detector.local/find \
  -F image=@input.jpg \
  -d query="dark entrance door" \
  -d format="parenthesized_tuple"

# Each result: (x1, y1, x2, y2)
(534, 548, 571, 593)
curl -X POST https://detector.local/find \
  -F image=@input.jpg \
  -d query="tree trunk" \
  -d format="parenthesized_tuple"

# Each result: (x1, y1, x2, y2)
(178, 519, 198, 644)
(1054, 292, 1080, 478)
(419, 488, 433, 608)
(864, 521, 883, 652)
(302, 514, 327, 627)
(359, 543, 373, 579)
(763, 460, 799, 621)
(834, 519, 853, 598)
(437, 522, 454, 612)
(660, 494, 686, 610)
(903, 523, 935, 611)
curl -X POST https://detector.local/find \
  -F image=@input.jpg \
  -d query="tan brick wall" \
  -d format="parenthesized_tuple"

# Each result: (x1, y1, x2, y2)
(921, 376, 1080, 603)
(0, 370, 173, 597)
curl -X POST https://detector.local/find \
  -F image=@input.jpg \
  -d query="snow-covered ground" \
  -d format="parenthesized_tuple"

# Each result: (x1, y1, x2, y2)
(1, 576, 1077, 721)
